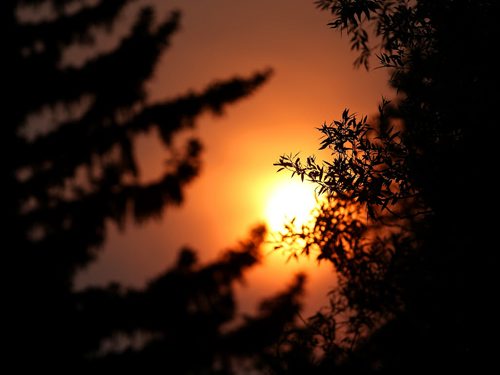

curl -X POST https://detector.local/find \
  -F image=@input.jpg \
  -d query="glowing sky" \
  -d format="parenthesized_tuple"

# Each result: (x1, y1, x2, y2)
(75, 0, 392, 315)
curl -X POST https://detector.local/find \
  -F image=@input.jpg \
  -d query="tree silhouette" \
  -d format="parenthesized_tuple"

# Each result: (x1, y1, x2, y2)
(275, 0, 499, 372)
(78, 225, 305, 373)
(7, 0, 307, 372)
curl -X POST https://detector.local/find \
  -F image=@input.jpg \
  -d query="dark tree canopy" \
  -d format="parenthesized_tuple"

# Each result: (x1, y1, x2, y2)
(7, 0, 308, 372)
(275, 0, 499, 372)
(9, 0, 271, 281)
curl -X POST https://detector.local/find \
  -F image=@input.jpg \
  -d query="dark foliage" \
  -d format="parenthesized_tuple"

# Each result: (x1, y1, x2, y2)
(78, 226, 305, 374)
(275, 0, 499, 372)
(7, 0, 307, 373)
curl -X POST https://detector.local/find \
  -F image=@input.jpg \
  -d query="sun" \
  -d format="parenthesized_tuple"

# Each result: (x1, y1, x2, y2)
(264, 179, 317, 232)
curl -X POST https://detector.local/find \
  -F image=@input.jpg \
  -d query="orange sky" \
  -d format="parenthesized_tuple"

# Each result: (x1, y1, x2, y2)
(75, 0, 392, 316)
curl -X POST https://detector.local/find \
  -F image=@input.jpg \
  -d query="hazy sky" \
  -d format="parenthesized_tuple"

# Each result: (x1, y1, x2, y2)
(75, 0, 392, 315)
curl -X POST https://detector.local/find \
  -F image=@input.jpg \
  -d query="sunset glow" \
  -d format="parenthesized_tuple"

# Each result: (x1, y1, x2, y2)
(74, 0, 391, 317)
(264, 179, 317, 232)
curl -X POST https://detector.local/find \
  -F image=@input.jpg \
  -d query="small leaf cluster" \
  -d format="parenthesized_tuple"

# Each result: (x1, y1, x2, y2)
(275, 103, 413, 219)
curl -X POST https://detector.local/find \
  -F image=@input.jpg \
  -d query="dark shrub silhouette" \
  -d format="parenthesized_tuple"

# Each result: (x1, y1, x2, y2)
(275, 0, 499, 372)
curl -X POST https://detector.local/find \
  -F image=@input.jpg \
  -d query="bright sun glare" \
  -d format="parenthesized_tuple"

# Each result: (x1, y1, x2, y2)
(265, 179, 317, 232)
